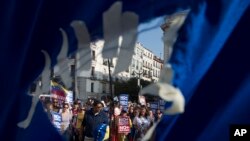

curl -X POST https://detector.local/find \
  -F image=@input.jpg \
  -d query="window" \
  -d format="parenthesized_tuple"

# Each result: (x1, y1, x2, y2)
(92, 50, 95, 60)
(110, 59, 114, 67)
(103, 59, 108, 65)
(91, 67, 95, 76)
(132, 59, 135, 67)
(70, 65, 75, 77)
(91, 82, 94, 92)
(139, 62, 142, 70)
(102, 83, 106, 93)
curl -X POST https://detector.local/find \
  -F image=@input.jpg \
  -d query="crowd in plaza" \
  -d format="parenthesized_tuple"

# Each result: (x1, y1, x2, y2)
(40, 97, 163, 141)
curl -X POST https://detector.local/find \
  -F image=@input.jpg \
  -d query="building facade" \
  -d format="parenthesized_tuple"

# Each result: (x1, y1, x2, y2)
(75, 40, 163, 101)
(153, 55, 163, 82)
(141, 46, 154, 82)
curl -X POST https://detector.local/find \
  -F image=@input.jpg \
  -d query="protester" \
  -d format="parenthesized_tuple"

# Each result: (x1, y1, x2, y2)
(147, 109, 155, 126)
(44, 102, 53, 121)
(82, 99, 109, 141)
(52, 98, 60, 113)
(154, 109, 162, 122)
(133, 107, 151, 141)
(75, 106, 86, 141)
(49, 99, 63, 133)
(72, 102, 79, 116)
(129, 106, 140, 141)
(128, 106, 134, 119)
(71, 101, 80, 140)
(116, 110, 132, 141)
(61, 103, 72, 140)
(39, 94, 165, 141)
(111, 103, 121, 141)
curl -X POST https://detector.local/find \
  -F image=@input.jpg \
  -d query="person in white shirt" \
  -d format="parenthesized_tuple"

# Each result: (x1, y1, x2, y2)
(61, 103, 72, 140)
(133, 106, 151, 141)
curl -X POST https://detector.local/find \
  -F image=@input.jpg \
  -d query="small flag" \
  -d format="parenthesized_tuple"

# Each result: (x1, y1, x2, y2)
(50, 81, 68, 101)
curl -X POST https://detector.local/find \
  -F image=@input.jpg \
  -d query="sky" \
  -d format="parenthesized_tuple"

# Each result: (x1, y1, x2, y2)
(137, 16, 166, 59)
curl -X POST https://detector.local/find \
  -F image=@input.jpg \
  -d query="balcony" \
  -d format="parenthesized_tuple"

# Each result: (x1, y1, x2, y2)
(103, 60, 114, 67)
(90, 74, 97, 80)
(102, 75, 109, 82)
(103, 61, 108, 66)
(92, 60, 96, 66)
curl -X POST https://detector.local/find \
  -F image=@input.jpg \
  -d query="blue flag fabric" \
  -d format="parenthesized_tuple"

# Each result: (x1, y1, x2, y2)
(0, 0, 250, 141)
(0, 1, 190, 141)
(93, 124, 109, 141)
(155, 0, 250, 141)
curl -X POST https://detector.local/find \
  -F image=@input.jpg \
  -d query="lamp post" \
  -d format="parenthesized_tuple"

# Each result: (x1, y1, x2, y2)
(132, 70, 144, 89)
(107, 59, 113, 98)
(107, 59, 116, 141)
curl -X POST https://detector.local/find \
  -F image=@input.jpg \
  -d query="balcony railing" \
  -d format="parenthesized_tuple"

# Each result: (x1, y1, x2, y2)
(92, 60, 96, 66)
(103, 61, 108, 66)
(103, 61, 114, 67)
(90, 74, 97, 80)
(102, 75, 109, 81)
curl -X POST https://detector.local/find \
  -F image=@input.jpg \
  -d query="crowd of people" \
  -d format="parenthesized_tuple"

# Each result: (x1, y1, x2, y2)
(40, 97, 163, 141)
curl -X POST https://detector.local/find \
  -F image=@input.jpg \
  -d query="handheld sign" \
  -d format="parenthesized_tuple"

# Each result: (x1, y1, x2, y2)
(150, 102, 158, 113)
(159, 99, 166, 112)
(51, 111, 62, 133)
(119, 94, 129, 111)
(117, 116, 130, 133)
(138, 95, 146, 105)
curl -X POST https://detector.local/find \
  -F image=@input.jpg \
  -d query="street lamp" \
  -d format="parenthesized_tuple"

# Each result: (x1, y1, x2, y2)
(107, 59, 113, 98)
(131, 70, 144, 89)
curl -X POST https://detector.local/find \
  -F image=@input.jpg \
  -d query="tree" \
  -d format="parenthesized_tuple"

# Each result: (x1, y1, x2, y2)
(114, 78, 152, 102)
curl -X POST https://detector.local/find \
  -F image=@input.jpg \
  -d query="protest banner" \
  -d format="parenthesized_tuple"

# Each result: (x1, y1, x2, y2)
(159, 99, 166, 112)
(66, 90, 73, 104)
(119, 94, 129, 111)
(117, 116, 130, 133)
(51, 111, 62, 133)
(138, 95, 146, 105)
(150, 102, 158, 113)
